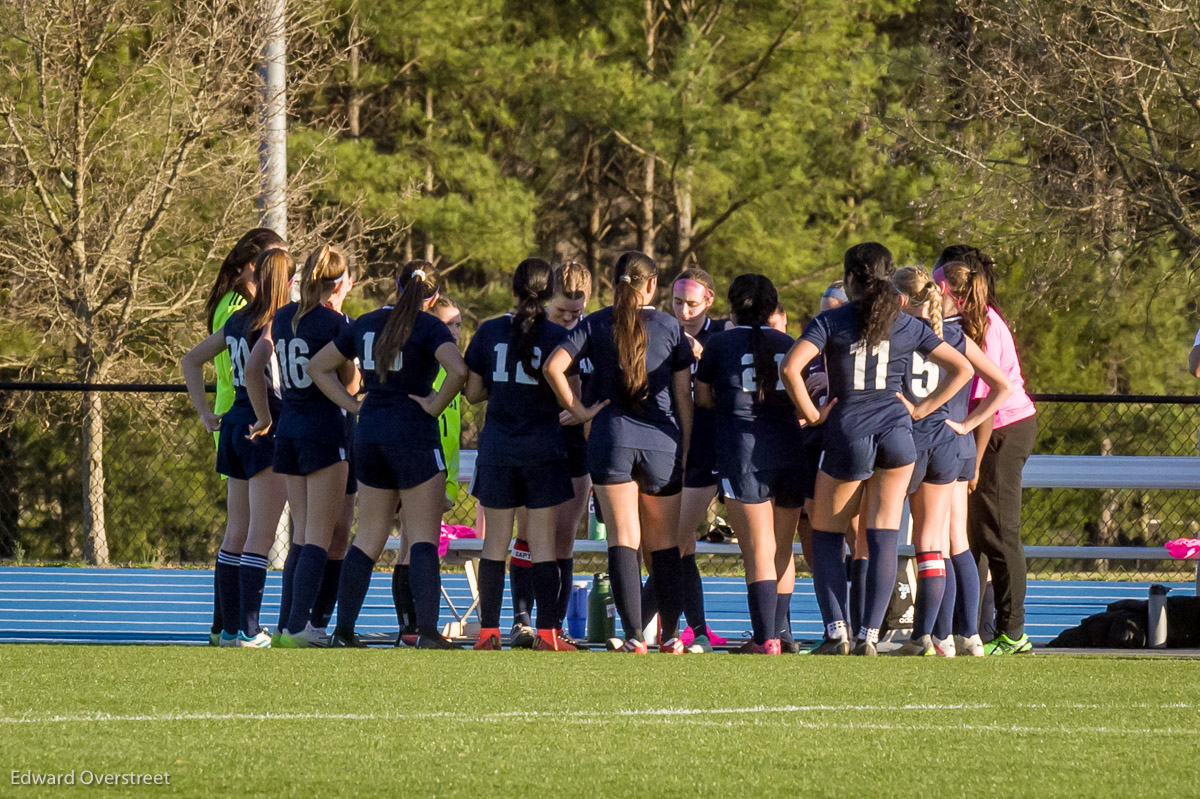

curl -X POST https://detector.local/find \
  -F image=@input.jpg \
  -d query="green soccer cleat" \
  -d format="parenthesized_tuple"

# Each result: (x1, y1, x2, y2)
(209, 632, 220, 647)
(983, 632, 1033, 655)
(276, 628, 316, 649)
(893, 635, 938, 657)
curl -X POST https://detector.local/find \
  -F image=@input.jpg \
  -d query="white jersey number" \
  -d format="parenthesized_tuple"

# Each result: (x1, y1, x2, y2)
(362, 331, 402, 373)
(851, 340, 891, 391)
(491, 342, 540, 385)
(909, 352, 940, 399)
(226, 336, 251, 389)
(739, 353, 785, 393)
(275, 338, 312, 390)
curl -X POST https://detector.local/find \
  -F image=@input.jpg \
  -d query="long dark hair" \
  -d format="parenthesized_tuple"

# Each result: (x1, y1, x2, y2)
(936, 244, 998, 311)
(204, 227, 285, 331)
(843, 242, 900, 350)
(511, 258, 554, 378)
(612, 250, 657, 405)
(374, 260, 439, 382)
(728, 273, 779, 405)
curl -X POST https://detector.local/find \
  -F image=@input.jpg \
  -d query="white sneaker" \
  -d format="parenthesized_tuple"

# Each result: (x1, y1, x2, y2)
(954, 633, 985, 657)
(933, 635, 956, 657)
(237, 630, 272, 648)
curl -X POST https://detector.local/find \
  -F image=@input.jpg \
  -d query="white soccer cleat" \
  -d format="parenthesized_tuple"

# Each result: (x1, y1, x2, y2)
(954, 634, 985, 657)
(933, 635, 956, 657)
(237, 630, 272, 648)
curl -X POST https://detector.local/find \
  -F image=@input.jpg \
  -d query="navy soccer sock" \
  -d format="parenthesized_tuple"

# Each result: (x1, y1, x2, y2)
(310, 557, 342, 630)
(555, 558, 574, 630)
(861, 528, 899, 644)
(285, 544, 328, 635)
(952, 551, 981, 638)
(849, 558, 868, 637)
(532, 560, 561, 631)
(238, 552, 269, 637)
(640, 573, 659, 629)
(211, 566, 222, 635)
(775, 593, 794, 643)
(509, 541, 533, 627)
(608, 546, 644, 642)
(216, 550, 241, 636)
(935, 554, 957, 641)
(748, 580, 776, 644)
(409, 541, 442, 636)
(276, 542, 302, 632)
(391, 563, 416, 630)
(913, 551, 946, 639)
(811, 530, 849, 640)
(333, 546, 375, 639)
(681, 554, 707, 635)
(477, 557, 507, 629)
(649, 547, 684, 641)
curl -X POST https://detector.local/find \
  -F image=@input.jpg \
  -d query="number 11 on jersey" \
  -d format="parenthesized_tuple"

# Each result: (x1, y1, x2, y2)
(851, 341, 890, 390)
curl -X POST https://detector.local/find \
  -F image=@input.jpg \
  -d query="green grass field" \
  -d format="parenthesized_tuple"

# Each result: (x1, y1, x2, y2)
(0, 647, 1195, 798)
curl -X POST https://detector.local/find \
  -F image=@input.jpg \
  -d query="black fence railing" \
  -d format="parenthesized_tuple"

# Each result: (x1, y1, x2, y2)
(0, 384, 1197, 579)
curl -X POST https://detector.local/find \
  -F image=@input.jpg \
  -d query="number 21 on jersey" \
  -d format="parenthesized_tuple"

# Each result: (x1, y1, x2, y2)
(740, 353, 785, 392)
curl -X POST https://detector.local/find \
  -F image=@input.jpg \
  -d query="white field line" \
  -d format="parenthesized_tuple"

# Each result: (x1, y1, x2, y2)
(0, 703, 1195, 737)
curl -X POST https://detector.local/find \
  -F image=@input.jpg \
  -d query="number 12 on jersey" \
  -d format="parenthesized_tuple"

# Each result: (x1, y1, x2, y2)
(851, 340, 891, 391)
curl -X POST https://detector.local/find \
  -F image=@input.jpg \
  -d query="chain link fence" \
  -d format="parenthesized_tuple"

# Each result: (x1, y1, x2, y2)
(1, 384, 1198, 579)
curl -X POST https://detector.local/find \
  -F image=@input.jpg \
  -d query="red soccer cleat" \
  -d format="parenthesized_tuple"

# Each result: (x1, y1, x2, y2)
(473, 627, 503, 651)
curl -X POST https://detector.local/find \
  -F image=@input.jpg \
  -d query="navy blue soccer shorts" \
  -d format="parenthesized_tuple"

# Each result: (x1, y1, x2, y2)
(719, 467, 806, 509)
(906, 437, 963, 495)
(355, 442, 445, 492)
(272, 436, 346, 477)
(470, 460, 575, 510)
(819, 426, 916, 482)
(588, 443, 682, 497)
(216, 422, 276, 481)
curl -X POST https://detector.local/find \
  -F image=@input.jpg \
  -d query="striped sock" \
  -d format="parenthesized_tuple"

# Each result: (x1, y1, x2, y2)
(238, 553, 269, 637)
(914, 551, 946, 639)
(216, 550, 241, 636)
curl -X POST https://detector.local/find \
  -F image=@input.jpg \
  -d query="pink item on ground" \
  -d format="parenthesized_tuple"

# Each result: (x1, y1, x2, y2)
(1165, 538, 1200, 560)
(681, 625, 728, 646)
(438, 523, 478, 557)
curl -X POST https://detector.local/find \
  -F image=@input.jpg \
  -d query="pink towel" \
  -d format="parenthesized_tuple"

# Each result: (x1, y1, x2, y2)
(438, 523, 478, 557)
(1165, 538, 1200, 560)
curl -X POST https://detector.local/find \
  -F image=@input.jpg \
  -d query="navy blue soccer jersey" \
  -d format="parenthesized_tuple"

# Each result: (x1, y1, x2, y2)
(942, 315, 978, 462)
(464, 315, 570, 466)
(333, 308, 455, 447)
(222, 310, 281, 428)
(799, 303, 942, 438)
(559, 306, 694, 452)
(695, 326, 803, 473)
(271, 303, 351, 443)
(903, 317, 966, 451)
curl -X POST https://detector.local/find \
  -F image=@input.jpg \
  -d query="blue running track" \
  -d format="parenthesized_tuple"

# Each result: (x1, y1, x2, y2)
(0, 567, 1189, 645)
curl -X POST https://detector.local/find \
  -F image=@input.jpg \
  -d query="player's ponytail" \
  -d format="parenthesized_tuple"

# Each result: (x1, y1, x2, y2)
(295, 244, 349, 333)
(843, 242, 900, 350)
(375, 260, 439, 382)
(612, 251, 656, 406)
(728, 273, 779, 405)
(511, 257, 554, 379)
(205, 227, 285, 330)
(553, 261, 592, 302)
(240, 248, 293, 333)
(892, 266, 944, 339)
(937, 261, 990, 346)
(936, 244, 999, 313)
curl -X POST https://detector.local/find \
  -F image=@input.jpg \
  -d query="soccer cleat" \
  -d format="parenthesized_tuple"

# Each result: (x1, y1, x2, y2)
(893, 634, 938, 657)
(807, 637, 851, 656)
(687, 634, 713, 654)
(329, 631, 368, 648)
(852, 639, 877, 656)
(209, 631, 220, 647)
(604, 637, 625, 651)
(983, 632, 1033, 656)
(416, 631, 462, 650)
(933, 635, 956, 657)
(305, 626, 331, 648)
(955, 634, 985, 657)
(779, 639, 801, 654)
(533, 629, 579, 652)
(557, 629, 586, 649)
(659, 637, 686, 655)
(218, 631, 239, 648)
(237, 630, 272, 648)
(616, 638, 649, 654)
(509, 623, 536, 650)
(398, 633, 420, 648)
(473, 628, 503, 651)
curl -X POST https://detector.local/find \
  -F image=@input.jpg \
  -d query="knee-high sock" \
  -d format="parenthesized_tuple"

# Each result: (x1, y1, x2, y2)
(952, 551, 981, 638)
(509, 540, 533, 627)
(211, 565, 223, 635)
(409, 541, 442, 636)
(640, 573, 659, 629)
(555, 558, 574, 630)
(286, 544, 329, 634)
(238, 552, 269, 637)
(310, 558, 342, 631)
(532, 560, 561, 631)
(333, 546, 375, 639)
(276, 542, 302, 632)
(477, 557, 507, 629)
(849, 558, 869, 638)
(649, 547, 684, 641)
(861, 528, 899, 644)
(390, 563, 415, 630)
(775, 593, 794, 643)
(748, 580, 776, 644)
(913, 551, 946, 639)
(811, 531, 849, 640)
(216, 550, 241, 636)
(608, 546, 644, 642)
(935, 554, 957, 641)
(681, 554, 707, 634)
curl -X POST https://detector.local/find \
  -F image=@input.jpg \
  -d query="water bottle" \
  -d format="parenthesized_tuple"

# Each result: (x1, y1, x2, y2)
(568, 582, 588, 639)
(1148, 584, 1169, 648)
(587, 572, 616, 643)
(587, 494, 607, 541)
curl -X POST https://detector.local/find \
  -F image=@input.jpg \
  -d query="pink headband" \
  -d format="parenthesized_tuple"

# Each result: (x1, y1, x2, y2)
(673, 278, 712, 299)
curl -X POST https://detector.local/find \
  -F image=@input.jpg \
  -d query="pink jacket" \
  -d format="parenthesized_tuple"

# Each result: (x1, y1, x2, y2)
(971, 307, 1036, 429)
